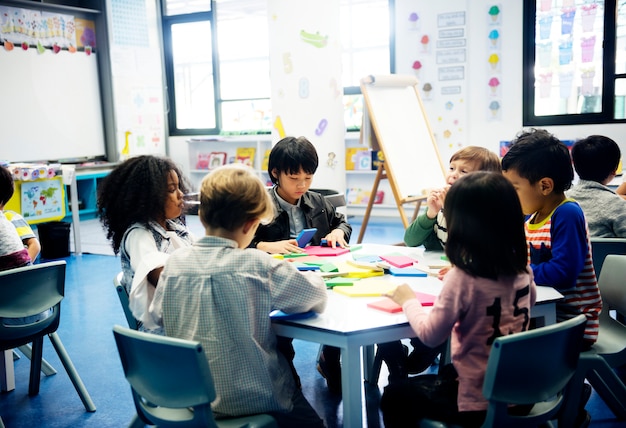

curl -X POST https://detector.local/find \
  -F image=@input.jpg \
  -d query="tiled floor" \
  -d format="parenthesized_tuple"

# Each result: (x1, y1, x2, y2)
(1, 217, 624, 427)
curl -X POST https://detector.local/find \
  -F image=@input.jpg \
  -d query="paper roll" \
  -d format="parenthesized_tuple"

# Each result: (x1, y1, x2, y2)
(360, 74, 418, 87)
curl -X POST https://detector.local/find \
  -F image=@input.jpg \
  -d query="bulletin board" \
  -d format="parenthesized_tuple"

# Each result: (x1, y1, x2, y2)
(360, 74, 445, 230)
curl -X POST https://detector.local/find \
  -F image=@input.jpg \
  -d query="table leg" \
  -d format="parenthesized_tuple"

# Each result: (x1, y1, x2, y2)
(1, 349, 15, 392)
(341, 344, 365, 427)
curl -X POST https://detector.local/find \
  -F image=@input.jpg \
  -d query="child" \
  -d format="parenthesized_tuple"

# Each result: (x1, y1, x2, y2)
(250, 136, 351, 393)
(0, 166, 31, 270)
(4, 210, 40, 262)
(398, 146, 501, 375)
(153, 164, 327, 427)
(567, 135, 626, 238)
(404, 146, 502, 250)
(380, 171, 536, 427)
(98, 155, 195, 334)
(501, 128, 602, 350)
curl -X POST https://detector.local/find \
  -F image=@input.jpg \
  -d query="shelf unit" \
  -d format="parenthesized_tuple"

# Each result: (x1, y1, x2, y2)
(63, 169, 110, 222)
(186, 136, 273, 190)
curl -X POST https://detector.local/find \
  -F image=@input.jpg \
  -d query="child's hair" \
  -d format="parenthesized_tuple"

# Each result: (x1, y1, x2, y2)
(444, 171, 528, 280)
(501, 128, 574, 193)
(450, 146, 501, 172)
(0, 166, 15, 206)
(268, 136, 319, 185)
(97, 155, 190, 254)
(571, 135, 621, 182)
(199, 164, 274, 231)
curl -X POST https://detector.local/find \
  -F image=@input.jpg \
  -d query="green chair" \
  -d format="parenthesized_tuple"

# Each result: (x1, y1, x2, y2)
(560, 254, 626, 426)
(590, 237, 626, 278)
(113, 271, 140, 330)
(419, 314, 586, 428)
(112, 325, 278, 428)
(0, 261, 96, 412)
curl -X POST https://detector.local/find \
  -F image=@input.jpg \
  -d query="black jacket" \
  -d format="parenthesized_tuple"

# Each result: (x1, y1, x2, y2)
(250, 189, 352, 249)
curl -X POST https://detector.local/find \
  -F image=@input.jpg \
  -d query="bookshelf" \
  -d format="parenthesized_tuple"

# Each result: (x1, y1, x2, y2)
(186, 136, 273, 190)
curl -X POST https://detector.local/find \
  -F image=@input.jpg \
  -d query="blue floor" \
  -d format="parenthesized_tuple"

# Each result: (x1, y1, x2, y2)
(1, 218, 624, 427)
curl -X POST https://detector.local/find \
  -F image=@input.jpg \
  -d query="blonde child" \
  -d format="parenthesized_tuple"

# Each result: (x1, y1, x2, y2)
(153, 164, 327, 427)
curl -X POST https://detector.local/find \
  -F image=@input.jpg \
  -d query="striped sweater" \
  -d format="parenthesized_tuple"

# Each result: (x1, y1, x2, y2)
(525, 199, 602, 343)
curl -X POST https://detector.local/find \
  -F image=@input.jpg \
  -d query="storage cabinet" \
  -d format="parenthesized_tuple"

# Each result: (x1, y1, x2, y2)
(186, 136, 273, 190)
(63, 170, 110, 222)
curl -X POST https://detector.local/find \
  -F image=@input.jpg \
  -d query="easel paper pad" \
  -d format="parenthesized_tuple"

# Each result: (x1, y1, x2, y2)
(379, 255, 418, 268)
(367, 292, 436, 313)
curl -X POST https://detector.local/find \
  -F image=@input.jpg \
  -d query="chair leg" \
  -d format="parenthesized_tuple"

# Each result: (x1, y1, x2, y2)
(368, 347, 383, 386)
(0, 416, 5, 428)
(585, 363, 626, 419)
(128, 413, 145, 428)
(48, 332, 96, 412)
(28, 337, 44, 396)
(1, 349, 15, 392)
(17, 344, 57, 376)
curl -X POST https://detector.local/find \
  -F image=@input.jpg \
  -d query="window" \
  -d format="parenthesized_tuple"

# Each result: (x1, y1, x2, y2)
(522, 0, 626, 126)
(162, 0, 393, 136)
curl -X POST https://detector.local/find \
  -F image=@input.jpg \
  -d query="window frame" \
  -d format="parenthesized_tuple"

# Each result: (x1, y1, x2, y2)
(522, 0, 625, 126)
(162, 6, 220, 136)
(162, 0, 395, 136)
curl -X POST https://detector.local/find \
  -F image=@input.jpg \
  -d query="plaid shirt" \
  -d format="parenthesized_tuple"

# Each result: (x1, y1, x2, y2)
(156, 235, 327, 417)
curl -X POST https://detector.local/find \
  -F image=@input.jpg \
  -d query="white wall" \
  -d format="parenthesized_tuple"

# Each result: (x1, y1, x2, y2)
(168, 0, 626, 189)
(466, 1, 625, 154)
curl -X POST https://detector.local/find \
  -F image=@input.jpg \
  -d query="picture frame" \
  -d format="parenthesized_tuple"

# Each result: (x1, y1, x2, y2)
(208, 152, 227, 170)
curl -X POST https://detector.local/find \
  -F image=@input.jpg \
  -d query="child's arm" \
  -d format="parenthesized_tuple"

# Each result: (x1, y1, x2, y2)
(256, 239, 302, 254)
(270, 260, 327, 314)
(404, 213, 441, 249)
(530, 203, 588, 290)
(617, 180, 626, 200)
(23, 237, 41, 261)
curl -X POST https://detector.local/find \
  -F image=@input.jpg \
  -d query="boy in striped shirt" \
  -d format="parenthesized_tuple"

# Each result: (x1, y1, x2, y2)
(501, 128, 601, 351)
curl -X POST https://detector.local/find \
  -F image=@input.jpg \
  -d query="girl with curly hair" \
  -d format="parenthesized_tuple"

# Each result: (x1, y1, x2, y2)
(98, 155, 194, 334)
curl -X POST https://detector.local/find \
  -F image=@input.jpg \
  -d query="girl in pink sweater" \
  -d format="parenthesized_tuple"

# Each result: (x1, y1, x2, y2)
(381, 171, 536, 427)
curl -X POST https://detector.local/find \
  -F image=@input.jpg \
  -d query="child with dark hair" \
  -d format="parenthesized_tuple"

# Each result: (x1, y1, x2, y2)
(153, 165, 327, 427)
(0, 166, 31, 270)
(502, 128, 601, 349)
(381, 172, 535, 427)
(567, 135, 626, 238)
(394, 146, 501, 376)
(250, 136, 351, 393)
(98, 155, 194, 334)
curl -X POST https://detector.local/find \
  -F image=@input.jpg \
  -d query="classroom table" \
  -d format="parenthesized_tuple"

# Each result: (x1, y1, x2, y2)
(271, 243, 563, 428)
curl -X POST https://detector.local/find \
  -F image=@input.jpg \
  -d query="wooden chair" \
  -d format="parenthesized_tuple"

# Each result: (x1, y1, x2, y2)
(113, 271, 140, 330)
(418, 314, 586, 428)
(112, 324, 278, 428)
(0, 261, 96, 412)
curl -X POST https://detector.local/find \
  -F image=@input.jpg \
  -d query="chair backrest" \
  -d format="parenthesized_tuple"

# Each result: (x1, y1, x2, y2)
(597, 254, 626, 320)
(112, 324, 218, 428)
(590, 238, 626, 277)
(0, 261, 65, 348)
(481, 314, 587, 427)
(113, 272, 140, 330)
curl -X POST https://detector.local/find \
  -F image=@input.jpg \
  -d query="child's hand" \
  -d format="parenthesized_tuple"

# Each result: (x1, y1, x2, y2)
(425, 187, 447, 218)
(323, 230, 348, 248)
(437, 266, 451, 280)
(259, 239, 303, 254)
(384, 284, 417, 306)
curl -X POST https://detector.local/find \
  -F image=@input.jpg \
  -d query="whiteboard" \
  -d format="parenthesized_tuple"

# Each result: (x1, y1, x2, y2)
(0, 48, 106, 163)
(361, 75, 445, 201)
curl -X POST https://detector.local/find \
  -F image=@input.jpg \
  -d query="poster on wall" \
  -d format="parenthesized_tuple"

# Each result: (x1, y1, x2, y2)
(20, 178, 65, 222)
